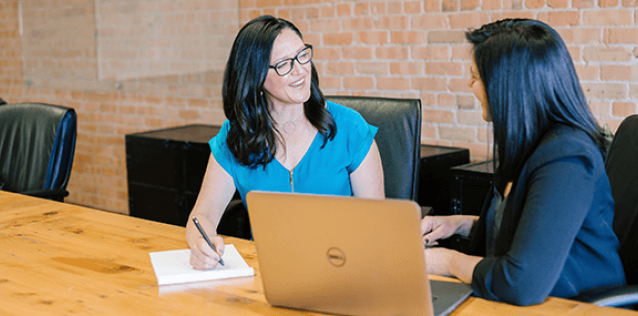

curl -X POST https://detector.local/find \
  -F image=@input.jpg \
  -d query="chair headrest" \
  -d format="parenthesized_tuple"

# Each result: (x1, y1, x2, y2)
(0, 103, 76, 192)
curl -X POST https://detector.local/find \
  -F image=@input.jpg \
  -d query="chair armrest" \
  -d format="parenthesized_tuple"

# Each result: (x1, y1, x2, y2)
(218, 200, 252, 240)
(21, 189, 69, 202)
(572, 284, 638, 308)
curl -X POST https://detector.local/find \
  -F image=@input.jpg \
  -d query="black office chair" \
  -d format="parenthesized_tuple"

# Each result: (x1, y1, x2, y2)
(572, 114, 638, 308)
(326, 95, 422, 201)
(0, 103, 77, 202)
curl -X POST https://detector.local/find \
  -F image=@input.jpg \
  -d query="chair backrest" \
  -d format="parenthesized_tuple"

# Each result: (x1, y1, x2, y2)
(326, 96, 422, 201)
(0, 103, 77, 193)
(605, 114, 638, 286)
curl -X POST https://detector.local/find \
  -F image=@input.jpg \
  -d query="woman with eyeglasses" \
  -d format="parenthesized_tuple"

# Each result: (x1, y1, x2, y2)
(186, 15, 384, 270)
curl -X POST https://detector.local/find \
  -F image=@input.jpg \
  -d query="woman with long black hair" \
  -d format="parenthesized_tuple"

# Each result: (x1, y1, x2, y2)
(186, 15, 384, 270)
(421, 19, 625, 306)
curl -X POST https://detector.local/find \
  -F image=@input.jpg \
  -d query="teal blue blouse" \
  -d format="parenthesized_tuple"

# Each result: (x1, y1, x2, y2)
(209, 101, 378, 204)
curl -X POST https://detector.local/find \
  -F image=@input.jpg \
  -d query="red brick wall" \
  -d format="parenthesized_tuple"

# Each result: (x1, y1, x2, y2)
(242, 0, 637, 156)
(0, 1, 22, 90)
(0, 0, 237, 214)
(0, 0, 636, 214)
(21, 0, 98, 85)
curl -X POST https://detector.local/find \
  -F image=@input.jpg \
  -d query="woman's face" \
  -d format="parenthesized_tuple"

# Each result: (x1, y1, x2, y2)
(469, 58, 491, 122)
(262, 28, 312, 109)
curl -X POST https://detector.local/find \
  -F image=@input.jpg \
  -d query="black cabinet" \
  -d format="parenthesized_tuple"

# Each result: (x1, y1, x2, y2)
(418, 145, 470, 215)
(126, 124, 220, 227)
(450, 160, 494, 216)
(441, 160, 495, 253)
(126, 124, 249, 239)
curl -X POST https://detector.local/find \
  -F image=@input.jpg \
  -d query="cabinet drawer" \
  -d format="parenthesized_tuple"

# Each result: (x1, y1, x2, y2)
(126, 136, 177, 188)
(128, 183, 186, 226)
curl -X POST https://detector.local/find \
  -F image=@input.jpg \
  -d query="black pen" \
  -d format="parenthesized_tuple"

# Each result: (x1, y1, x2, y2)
(192, 216, 225, 266)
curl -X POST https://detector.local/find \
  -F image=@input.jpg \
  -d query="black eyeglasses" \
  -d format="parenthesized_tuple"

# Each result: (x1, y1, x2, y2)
(269, 45, 313, 76)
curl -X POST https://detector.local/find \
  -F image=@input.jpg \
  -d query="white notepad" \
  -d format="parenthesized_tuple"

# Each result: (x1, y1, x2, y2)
(149, 244, 255, 285)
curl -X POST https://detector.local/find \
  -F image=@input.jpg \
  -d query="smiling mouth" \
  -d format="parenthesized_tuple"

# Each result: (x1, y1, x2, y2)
(290, 78, 305, 87)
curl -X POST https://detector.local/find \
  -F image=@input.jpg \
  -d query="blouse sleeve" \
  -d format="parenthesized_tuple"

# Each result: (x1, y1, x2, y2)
(208, 121, 235, 175)
(337, 104, 378, 174)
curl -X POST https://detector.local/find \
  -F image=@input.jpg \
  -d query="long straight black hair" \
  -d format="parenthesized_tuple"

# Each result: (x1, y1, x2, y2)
(222, 15, 336, 168)
(466, 19, 607, 185)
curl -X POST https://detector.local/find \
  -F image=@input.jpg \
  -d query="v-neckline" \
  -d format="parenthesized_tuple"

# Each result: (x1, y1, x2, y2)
(274, 131, 320, 172)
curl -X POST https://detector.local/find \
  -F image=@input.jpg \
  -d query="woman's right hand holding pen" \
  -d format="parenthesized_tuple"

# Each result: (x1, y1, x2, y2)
(187, 216, 226, 270)
(190, 235, 225, 270)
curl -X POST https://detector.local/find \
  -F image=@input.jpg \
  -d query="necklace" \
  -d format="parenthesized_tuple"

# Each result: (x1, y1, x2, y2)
(279, 111, 304, 135)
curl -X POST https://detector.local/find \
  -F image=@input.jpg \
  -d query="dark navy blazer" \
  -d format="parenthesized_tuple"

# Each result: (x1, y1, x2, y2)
(470, 124, 626, 306)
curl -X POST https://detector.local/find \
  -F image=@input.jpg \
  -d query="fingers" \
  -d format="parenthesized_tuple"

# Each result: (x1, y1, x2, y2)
(421, 216, 444, 246)
(424, 224, 448, 245)
(420, 216, 435, 235)
(421, 215, 460, 247)
(422, 234, 440, 248)
(189, 236, 225, 270)
(190, 252, 219, 270)
(211, 236, 225, 256)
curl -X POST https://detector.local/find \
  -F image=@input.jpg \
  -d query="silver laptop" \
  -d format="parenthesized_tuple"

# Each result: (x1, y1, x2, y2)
(246, 191, 473, 316)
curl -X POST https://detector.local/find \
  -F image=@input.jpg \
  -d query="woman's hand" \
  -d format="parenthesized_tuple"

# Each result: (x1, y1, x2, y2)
(189, 235, 226, 270)
(421, 215, 477, 247)
(425, 247, 482, 284)
(425, 247, 455, 277)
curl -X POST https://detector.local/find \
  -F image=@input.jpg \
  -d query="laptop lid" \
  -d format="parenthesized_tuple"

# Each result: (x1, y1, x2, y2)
(246, 191, 434, 316)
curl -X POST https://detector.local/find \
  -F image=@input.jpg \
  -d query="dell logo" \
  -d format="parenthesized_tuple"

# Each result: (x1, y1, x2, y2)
(327, 247, 346, 267)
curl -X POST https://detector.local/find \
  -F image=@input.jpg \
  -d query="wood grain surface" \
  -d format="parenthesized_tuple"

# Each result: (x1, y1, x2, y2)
(0, 191, 633, 316)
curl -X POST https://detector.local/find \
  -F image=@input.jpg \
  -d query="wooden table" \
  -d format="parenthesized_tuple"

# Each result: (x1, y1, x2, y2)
(0, 191, 634, 315)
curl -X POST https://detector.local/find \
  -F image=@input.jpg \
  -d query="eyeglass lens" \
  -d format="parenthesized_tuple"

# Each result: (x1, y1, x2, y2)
(273, 46, 313, 76)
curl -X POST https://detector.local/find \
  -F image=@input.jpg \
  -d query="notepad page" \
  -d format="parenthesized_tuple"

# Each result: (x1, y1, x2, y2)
(149, 244, 255, 286)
